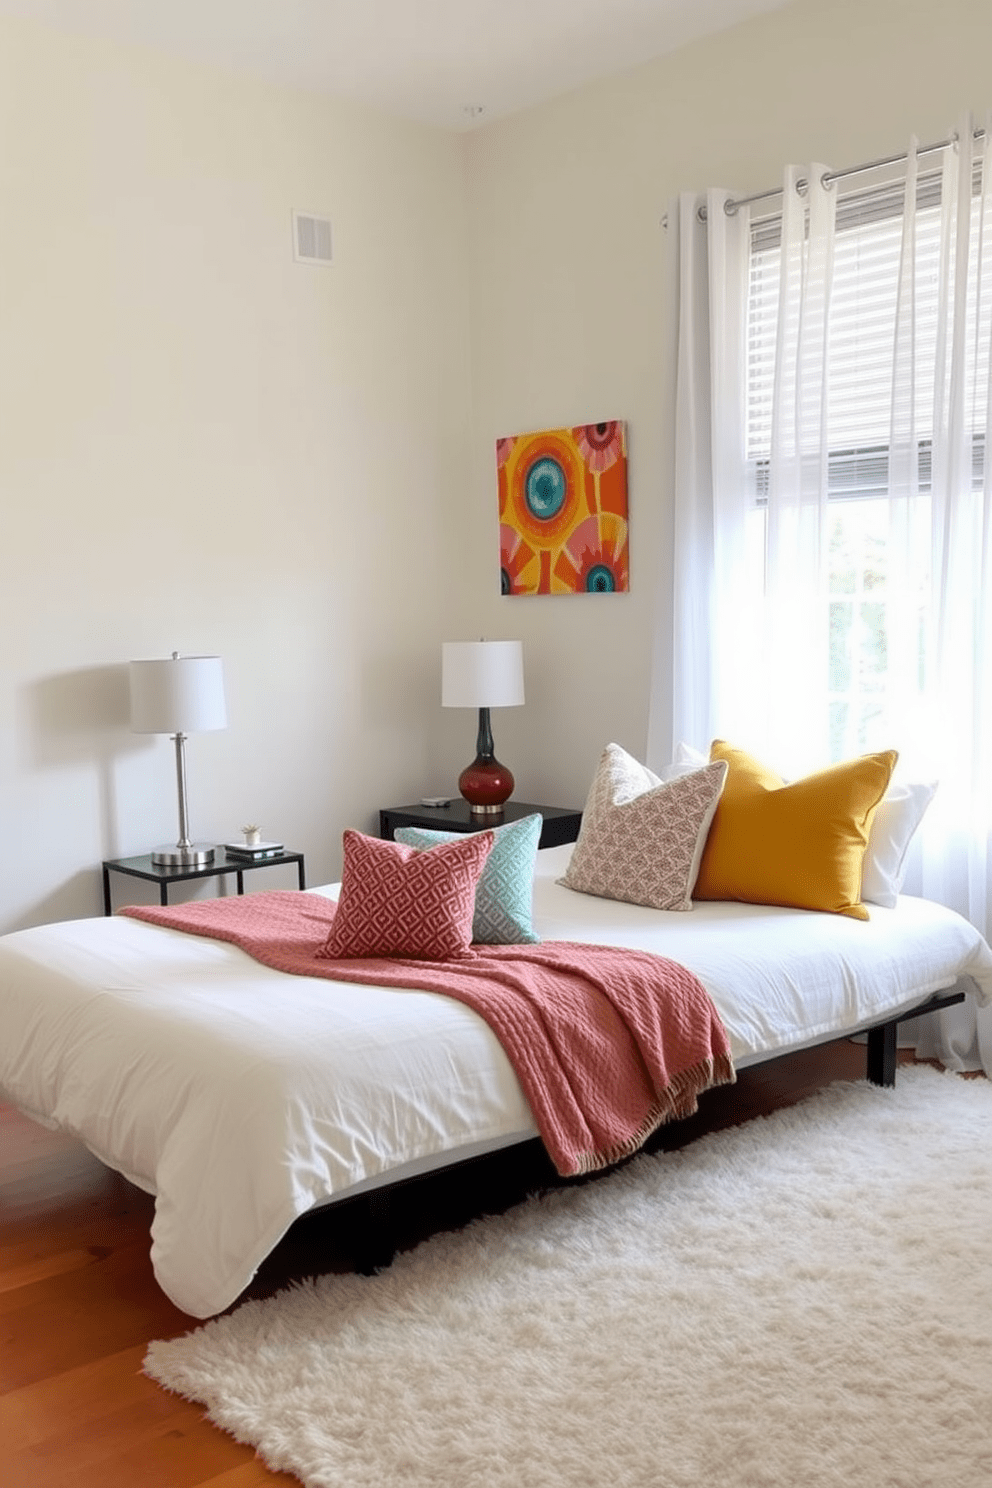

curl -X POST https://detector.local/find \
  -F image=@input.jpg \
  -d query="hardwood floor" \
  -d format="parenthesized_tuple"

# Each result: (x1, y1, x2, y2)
(0, 1039, 918, 1487)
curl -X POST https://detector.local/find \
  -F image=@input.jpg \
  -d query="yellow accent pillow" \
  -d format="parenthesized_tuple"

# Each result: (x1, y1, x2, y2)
(693, 742, 898, 919)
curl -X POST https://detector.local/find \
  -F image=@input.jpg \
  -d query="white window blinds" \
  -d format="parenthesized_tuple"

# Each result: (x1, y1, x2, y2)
(745, 164, 990, 503)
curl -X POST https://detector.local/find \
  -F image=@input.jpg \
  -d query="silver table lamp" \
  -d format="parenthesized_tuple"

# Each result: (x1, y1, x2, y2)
(129, 652, 227, 865)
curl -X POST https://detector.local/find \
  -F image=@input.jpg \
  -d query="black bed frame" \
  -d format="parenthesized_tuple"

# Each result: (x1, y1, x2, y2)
(348, 986, 967, 1274)
(863, 987, 965, 1086)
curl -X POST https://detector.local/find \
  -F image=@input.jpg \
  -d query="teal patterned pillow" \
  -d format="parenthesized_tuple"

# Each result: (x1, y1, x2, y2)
(394, 814, 541, 945)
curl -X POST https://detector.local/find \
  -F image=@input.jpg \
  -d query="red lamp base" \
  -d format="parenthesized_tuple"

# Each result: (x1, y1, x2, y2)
(458, 756, 515, 816)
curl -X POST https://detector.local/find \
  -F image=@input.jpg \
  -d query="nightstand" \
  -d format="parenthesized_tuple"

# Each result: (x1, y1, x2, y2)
(102, 849, 307, 915)
(379, 800, 581, 850)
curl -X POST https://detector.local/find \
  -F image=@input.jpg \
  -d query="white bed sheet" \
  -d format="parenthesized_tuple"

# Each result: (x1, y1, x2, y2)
(532, 846, 992, 1065)
(1, 842, 990, 1318)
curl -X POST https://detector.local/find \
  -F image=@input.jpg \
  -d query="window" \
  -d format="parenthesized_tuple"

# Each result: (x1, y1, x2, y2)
(740, 160, 992, 761)
(667, 126, 992, 940)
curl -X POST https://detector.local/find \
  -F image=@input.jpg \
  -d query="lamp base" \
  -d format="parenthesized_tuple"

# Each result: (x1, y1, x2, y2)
(458, 756, 514, 816)
(151, 843, 217, 867)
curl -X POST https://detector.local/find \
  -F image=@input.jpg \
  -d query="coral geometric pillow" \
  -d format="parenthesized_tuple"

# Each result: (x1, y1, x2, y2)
(395, 813, 541, 944)
(559, 743, 729, 911)
(693, 741, 897, 919)
(320, 828, 493, 961)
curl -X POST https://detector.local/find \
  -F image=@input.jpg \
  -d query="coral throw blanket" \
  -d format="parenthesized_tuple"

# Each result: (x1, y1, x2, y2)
(121, 892, 734, 1177)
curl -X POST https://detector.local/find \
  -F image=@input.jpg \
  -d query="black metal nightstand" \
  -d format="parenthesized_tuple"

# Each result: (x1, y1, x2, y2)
(379, 800, 581, 850)
(102, 849, 306, 915)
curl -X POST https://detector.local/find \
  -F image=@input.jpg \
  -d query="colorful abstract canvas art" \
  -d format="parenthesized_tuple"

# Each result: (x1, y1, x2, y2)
(497, 421, 629, 595)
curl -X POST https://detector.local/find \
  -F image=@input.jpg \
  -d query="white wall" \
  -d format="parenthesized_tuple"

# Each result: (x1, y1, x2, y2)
(461, 0, 992, 809)
(0, 17, 473, 929)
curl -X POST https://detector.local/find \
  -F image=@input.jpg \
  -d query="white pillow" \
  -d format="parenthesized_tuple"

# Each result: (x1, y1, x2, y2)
(559, 742, 728, 911)
(657, 740, 708, 782)
(661, 743, 935, 910)
(861, 780, 937, 908)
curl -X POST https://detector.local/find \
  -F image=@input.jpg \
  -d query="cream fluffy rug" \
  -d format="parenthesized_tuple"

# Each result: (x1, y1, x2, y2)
(145, 1065, 992, 1487)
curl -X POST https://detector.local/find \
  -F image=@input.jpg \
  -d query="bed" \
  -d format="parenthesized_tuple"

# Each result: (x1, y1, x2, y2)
(1, 837, 990, 1319)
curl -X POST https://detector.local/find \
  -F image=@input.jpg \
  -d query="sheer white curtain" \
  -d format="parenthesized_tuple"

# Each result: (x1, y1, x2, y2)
(653, 119, 992, 1073)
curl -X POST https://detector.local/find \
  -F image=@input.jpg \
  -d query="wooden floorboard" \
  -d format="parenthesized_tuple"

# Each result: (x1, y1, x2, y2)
(0, 1040, 921, 1486)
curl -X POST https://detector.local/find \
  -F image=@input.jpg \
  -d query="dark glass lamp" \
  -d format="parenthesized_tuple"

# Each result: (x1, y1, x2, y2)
(442, 640, 525, 818)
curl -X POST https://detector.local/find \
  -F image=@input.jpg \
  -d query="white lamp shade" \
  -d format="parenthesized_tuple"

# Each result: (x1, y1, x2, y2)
(129, 655, 227, 734)
(442, 640, 524, 709)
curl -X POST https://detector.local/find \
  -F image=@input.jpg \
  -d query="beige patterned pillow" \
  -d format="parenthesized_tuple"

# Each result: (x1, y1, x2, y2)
(560, 743, 728, 911)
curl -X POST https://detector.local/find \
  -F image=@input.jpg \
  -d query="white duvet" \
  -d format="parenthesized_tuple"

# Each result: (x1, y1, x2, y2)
(1, 842, 990, 1317)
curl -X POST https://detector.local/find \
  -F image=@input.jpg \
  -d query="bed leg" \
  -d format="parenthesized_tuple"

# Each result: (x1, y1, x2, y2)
(354, 1188, 396, 1275)
(866, 1020, 897, 1087)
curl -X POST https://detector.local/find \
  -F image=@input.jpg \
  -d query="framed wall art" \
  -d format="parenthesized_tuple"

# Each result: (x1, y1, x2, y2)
(497, 421, 628, 596)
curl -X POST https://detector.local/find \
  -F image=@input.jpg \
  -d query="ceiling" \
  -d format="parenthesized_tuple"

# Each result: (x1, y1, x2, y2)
(0, 0, 788, 131)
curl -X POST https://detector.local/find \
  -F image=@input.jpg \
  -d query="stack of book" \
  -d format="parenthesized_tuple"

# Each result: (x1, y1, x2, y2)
(223, 840, 285, 861)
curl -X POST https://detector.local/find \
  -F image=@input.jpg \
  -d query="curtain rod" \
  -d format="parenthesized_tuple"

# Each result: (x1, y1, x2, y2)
(691, 127, 987, 224)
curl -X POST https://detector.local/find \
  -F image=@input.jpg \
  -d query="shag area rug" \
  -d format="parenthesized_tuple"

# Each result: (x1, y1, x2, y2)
(145, 1065, 992, 1487)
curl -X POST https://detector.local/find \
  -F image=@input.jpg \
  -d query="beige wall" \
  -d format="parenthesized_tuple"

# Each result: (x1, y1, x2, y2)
(0, 16, 473, 929)
(3, 0, 992, 930)
(462, 0, 992, 807)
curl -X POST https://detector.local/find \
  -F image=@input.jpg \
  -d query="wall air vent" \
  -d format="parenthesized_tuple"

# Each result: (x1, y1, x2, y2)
(292, 210, 333, 265)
